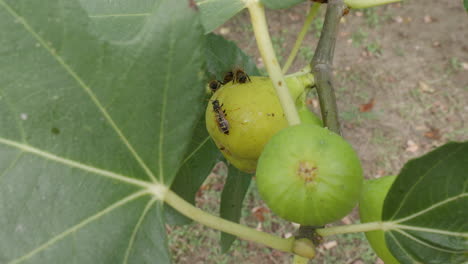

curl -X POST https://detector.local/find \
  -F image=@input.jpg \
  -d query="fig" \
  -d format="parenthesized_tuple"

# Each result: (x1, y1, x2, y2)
(359, 175, 400, 264)
(205, 75, 320, 173)
(256, 124, 363, 226)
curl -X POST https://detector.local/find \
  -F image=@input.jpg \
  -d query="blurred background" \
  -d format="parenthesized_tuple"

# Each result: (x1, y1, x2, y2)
(169, 1, 468, 263)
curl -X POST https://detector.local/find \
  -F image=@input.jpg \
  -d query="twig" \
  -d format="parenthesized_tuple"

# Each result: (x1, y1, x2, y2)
(297, 0, 346, 239)
(282, 3, 321, 74)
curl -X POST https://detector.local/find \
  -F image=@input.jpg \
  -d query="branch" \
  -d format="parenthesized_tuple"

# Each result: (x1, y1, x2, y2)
(282, 3, 321, 74)
(310, 0, 344, 135)
(298, 0, 345, 239)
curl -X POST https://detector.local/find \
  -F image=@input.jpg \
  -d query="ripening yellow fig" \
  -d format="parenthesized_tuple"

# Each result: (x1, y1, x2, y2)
(205, 75, 320, 173)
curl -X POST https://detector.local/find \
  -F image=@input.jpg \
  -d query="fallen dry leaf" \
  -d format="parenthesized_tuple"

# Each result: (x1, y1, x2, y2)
(424, 126, 441, 140)
(423, 15, 433, 23)
(341, 216, 353, 225)
(462, 62, 468, 71)
(359, 98, 375, 112)
(252, 206, 269, 222)
(219, 27, 230, 35)
(406, 140, 419, 153)
(394, 16, 403, 23)
(323, 241, 338, 250)
(418, 81, 435, 93)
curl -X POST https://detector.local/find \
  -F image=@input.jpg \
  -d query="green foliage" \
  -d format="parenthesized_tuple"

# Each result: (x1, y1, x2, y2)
(196, 0, 245, 33)
(0, 0, 205, 263)
(261, 0, 305, 10)
(220, 168, 252, 252)
(465, 0, 468, 12)
(383, 142, 468, 264)
(0, 0, 466, 263)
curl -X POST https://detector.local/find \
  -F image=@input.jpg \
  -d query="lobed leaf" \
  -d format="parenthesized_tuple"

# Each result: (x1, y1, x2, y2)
(383, 142, 468, 264)
(0, 0, 205, 263)
(196, 0, 246, 34)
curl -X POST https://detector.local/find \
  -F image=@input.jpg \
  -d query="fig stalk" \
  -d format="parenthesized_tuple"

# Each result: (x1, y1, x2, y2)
(247, 0, 301, 126)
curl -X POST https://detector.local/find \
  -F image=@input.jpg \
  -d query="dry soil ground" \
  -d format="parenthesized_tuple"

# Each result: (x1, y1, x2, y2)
(168, 1, 468, 263)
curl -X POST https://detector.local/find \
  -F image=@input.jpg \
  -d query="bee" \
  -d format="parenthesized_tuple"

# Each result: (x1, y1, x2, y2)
(233, 68, 251, 83)
(208, 80, 222, 93)
(221, 71, 234, 85)
(221, 68, 251, 84)
(212, 100, 230, 135)
(342, 7, 350, 16)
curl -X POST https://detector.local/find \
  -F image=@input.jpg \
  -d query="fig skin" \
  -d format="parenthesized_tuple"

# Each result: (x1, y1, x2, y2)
(206, 76, 321, 173)
(256, 124, 363, 226)
(359, 175, 400, 264)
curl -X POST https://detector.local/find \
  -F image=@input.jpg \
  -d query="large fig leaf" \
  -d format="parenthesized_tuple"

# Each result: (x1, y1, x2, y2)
(195, 0, 246, 33)
(0, 0, 205, 263)
(382, 142, 468, 264)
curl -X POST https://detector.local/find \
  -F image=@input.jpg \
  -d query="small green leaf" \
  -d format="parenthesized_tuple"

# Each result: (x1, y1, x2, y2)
(0, 0, 204, 263)
(196, 0, 246, 33)
(205, 33, 260, 79)
(465, 0, 468, 12)
(383, 142, 468, 264)
(164, 115, 219, 226)
(220, 166, 252, 253)
(261, 0, 305, 10)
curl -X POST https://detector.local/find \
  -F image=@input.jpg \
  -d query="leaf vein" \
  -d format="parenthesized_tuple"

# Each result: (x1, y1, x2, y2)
(158, 17, 176, 184)
(394, 229, 465, 254)
(0, 151, 24, 180)
(0, 137, 151, 189)
(394, 192, 468, 224)
(393, 224, 468, 238)
(8, 191, 149, 264)
(122, 198, 157, 264)
(0, 0, 158, 183)
(390, 144, 465, 219)
(387, 232, 423, 264)
(89, 13, 151, 18)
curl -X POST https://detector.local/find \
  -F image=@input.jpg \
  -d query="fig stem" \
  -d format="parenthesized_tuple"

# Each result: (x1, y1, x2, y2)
(316, 221, 393, 236)
(282, 3, 321, 74)
(162, 188, 303, 256)
(298, 0, 345, 239)
(247, 0, 301, 126)
(309, 0, 344, 135)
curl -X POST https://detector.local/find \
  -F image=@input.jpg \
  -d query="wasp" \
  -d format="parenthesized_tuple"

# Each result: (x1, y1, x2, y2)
(221, 68, 251, 84)
(212, 100, 230, 135)
(208, 80, 222, 93)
